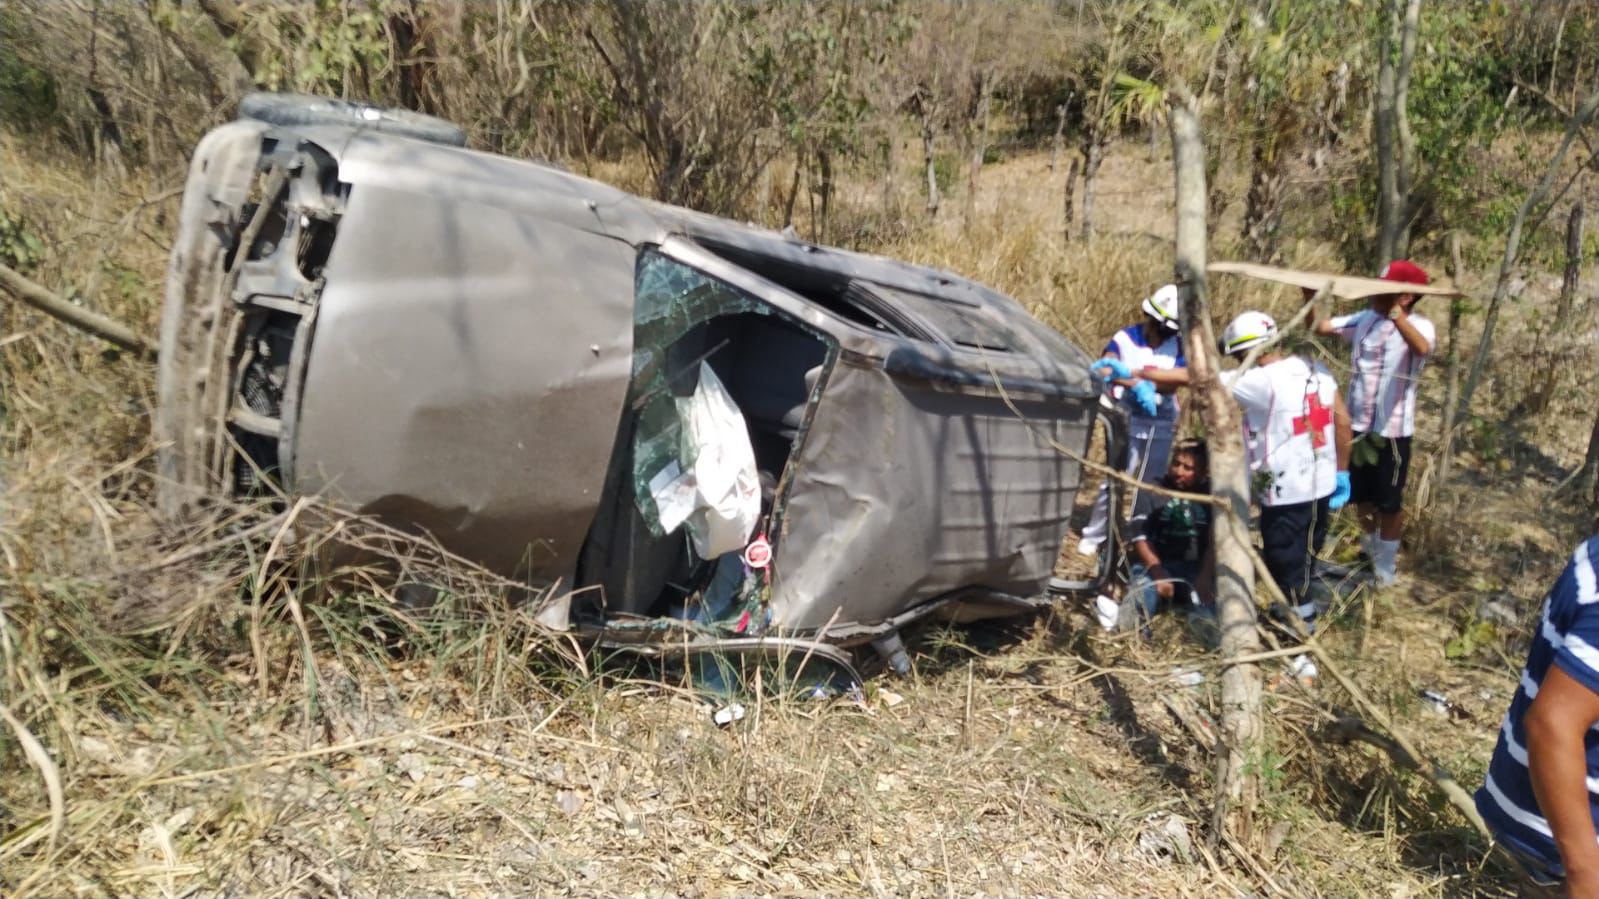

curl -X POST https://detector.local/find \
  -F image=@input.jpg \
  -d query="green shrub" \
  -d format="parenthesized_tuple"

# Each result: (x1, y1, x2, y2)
(0, 20, 60, 132)
(0, 207, 43, 274)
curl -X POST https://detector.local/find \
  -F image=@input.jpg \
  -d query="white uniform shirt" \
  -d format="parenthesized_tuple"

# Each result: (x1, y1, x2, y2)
(1104, 324, 1184, 427)
(1325, 309, 1434, 437)
(1226, 357, 1341, 507)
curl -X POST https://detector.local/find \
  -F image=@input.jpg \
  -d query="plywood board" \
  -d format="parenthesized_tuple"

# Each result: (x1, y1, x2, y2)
(1208, 261, 1461, 300)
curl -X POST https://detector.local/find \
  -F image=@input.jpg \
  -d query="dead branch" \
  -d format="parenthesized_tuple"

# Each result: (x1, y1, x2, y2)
(1509, 75, 1599, 162)
(1228, 533, 1493, 841)
(1457, 86, 1599, 419)
(0, 262, 157, 359)
(1317, 716, 1418, 770)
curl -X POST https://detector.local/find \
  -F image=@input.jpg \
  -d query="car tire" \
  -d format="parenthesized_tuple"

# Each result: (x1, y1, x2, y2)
(238, 93, 468, 147)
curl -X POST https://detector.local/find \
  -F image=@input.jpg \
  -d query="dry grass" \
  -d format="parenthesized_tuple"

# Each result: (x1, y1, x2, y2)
(5, 120, 1593, 898)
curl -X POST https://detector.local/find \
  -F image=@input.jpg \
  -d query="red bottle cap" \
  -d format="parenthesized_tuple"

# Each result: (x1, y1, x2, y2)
(743, 535, 772, 569)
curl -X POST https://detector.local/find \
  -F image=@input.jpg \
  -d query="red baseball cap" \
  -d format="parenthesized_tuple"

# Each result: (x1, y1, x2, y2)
(1379, 259, 1430, 286)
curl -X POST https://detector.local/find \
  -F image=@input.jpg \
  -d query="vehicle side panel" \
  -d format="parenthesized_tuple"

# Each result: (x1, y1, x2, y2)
(290, 183, 636, 582)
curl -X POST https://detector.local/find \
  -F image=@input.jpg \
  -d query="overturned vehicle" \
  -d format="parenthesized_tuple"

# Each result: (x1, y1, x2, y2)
(157, 95, 1122, 678)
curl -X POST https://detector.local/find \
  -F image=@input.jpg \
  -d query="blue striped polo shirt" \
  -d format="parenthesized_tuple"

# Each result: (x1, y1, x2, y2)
(1475, 535, 1599, 874)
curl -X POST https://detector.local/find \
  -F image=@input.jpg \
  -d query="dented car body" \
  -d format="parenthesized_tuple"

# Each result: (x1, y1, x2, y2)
(158, 99, 1119, 669)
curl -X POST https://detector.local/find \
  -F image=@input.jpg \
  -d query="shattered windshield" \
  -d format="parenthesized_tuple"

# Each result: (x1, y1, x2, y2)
(628, 249, 771, 537)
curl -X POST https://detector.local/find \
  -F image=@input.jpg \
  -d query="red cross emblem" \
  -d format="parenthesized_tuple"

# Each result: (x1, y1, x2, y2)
(1293, 394, 1332, 448)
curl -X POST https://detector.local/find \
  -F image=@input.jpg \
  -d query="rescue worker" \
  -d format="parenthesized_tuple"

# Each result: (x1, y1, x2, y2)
(1079, 284, 1188, 557)
(1221, 310, 1353, 633)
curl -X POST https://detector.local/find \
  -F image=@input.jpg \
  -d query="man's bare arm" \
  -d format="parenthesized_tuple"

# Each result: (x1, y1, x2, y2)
(1390, 301, 1433, 356)
(1139, 366, 1190, 393)
(1332, 390, 1353, 471)
(1526, 664, 1599, 897)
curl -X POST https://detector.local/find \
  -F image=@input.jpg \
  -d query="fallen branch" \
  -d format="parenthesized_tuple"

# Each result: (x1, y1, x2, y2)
(1317, 715, 1418, 770)
(1163, 693, 1217, 751)
(1306, 639, 1490, 840)
(1232, 525, 1492, 841)
(1457, 85, 1599, 419)
(0, 262, 157, 359)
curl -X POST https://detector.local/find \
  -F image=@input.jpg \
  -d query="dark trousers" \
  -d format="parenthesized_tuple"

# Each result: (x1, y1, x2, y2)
(1259, 496, 1330, 628)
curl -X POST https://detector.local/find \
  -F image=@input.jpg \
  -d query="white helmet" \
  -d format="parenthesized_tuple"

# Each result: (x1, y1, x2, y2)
(1222, 310, 1278, 355)
(1140, 284, 1181, 332)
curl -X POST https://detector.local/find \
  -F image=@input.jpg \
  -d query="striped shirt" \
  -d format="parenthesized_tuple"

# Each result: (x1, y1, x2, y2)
(1326, 309, 1434, 437)
(1475, 536, 1599, 875)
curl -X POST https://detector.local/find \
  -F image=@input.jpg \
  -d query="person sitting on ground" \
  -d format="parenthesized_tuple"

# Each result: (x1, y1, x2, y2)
(1312, 259, 1436, 587)
(1117, 438, 1214, 640)
(1079, 284, 1189, 557)
(1221, 310, 1353, 634)
(1476, 535, 1599, 898)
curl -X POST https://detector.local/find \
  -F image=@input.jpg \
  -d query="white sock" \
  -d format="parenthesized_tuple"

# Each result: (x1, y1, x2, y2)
(1374, 538, 1400, 584)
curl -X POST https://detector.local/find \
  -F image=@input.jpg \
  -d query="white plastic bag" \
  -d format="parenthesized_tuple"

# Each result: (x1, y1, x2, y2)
(672, 363, 761, 559)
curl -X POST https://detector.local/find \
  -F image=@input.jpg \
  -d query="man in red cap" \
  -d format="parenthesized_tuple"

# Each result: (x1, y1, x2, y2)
(1313, 259, 1436, 587)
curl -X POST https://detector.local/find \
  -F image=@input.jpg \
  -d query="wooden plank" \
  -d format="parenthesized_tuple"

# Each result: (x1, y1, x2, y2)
(1208, 260, 1462, 301)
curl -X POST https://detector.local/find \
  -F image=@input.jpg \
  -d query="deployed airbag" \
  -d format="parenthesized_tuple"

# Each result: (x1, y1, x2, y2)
(646, 362, 761, 559)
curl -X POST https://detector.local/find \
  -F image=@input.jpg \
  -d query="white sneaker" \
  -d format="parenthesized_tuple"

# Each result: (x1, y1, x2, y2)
(1077, 537, 1103, 557)
(1094, 594, 1119, 631)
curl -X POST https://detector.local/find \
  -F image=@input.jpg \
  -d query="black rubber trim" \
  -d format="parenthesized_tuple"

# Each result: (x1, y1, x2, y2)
(882, 347, 1092, 400)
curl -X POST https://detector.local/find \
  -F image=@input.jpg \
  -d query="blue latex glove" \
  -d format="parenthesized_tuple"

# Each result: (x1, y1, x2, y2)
(1091, 358, 1132, 381)
(1328, 470, 1352, 510)
(1130, 379, 1160, 416)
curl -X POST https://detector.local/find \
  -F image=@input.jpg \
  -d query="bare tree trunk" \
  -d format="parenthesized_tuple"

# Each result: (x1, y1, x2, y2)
(966, 71, 993, 225)
(1457, 88, 1599, 419)
(756, 136, 772, 228)
(1374, 1, 1400, 264)
(880, 126, 897, 223)
(1436, 232, 1464, 487)
(1170, 93, 1261, 847)
(1580, 414, 1599, 504)
(1520, 202, 1583, 417)
(1049, 101, 1068, 172)
(1393, 0, 1421, 252)
(1079, 129, 1105, 240)
(816, 150, 834, 244)
(921, 108, 940, 218)
(1374, 0, 1420, 264)
(391, 0, 435, 113)
(782, 151, 802, 229)
(1549, 0, 1574, 98)
(1063, 156, 1080, 242)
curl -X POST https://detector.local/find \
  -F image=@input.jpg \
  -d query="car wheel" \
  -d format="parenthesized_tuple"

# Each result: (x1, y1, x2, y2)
(238, 92, 468, 147)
